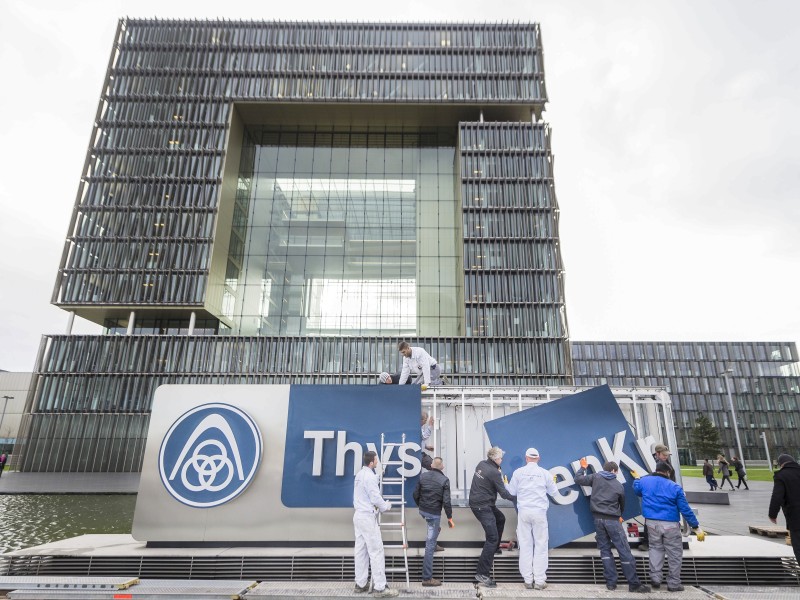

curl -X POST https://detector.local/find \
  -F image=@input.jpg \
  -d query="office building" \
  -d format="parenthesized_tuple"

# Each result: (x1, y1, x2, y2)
(572, 341, 800, 462)
(16, 20, 571, 471)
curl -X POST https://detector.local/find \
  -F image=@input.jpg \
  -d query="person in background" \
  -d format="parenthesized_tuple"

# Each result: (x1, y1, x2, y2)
(505, 448, 559, 591)
(420, 412, 434, 452)
(413, 457, 454, 587)
(377, 372, 410, 385)
(769, 454, 800, 564)
(702, 458, 718, 491)
(0, 453, 7, 478)
(397, 341, 443, 388)
(574, 459, 651, 593)
(352, 451, 399, 598)
(469, 446, 516, 588)
(652, 444, 675, 481)
(633, 463, 702, 592)
(717, 454, 736, 491)
(731, 456, 749, 490)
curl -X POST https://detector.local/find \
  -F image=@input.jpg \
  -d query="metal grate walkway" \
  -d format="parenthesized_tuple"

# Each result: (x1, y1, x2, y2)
(1, 555, 798, 587)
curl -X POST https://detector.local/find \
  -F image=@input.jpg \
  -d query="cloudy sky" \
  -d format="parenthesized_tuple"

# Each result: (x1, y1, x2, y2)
(0, 0, 798, 372)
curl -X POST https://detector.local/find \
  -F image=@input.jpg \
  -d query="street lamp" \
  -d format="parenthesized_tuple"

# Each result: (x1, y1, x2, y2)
(719, 369, 745, 469)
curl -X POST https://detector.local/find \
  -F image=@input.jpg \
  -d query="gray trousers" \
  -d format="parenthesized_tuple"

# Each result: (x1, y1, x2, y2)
(412, 364, 443, 386)
(646, 519, 683, 587)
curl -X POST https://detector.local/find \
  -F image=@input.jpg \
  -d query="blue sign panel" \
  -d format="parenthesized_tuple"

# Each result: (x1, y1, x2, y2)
(158, 403, 263, 508)
(484, 385, 649, 548)
(281, 385, 421, 507)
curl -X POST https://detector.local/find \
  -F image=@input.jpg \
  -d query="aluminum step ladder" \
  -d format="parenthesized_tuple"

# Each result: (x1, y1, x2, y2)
(378, 432, 410, 591)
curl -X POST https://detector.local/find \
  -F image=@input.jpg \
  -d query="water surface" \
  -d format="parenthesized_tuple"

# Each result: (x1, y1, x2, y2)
(0, 495, 135, 553)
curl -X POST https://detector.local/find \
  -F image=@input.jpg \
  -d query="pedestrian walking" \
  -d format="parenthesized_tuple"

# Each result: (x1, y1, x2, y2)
(0, 453, 7, 478)
(717, 455, 736, 490)
(352, 451, 399, 598)
(574, 459, 651, 593)
(469, 446, 516, 588)
(505, 448, 559, 591)
(769, 454, 800, 564)
(702, 459, 717, 491)
(633, 462, 702, 592)
(731, 457, 749, 490)
(412, 457, 454, 587)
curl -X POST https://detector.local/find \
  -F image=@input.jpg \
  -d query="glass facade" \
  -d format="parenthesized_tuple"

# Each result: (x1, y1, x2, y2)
(572, 341, 800, 462)
(225, 127, 460, 336)
(17, 20, 572, 472)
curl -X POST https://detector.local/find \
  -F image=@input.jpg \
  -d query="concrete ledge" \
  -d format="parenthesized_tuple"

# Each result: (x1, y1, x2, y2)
(0, 473, 139, 494)
(248, 581, 477, 598)
(686, 490, 730, 505)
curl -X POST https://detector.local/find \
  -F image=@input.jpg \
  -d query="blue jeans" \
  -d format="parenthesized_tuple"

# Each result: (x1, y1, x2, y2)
(419, 510, 441, 580)
(594, 517, 640, 588)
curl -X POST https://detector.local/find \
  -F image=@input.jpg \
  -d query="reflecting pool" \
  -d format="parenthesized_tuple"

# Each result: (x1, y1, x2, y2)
(0, 495, 136, 553)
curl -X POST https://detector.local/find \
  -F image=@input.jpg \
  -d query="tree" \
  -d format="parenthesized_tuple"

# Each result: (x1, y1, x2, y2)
(689, 414, 723, 460)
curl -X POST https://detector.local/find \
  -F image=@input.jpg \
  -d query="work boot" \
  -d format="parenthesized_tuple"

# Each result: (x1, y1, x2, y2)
(354, 583, 369, 593)
(474, 574, 497, 588)
(534, 582, 547, 590)
(422, 578, 442, 587)
(630, 584, 651, 593)
(372, 587, 399, 598)
(524, 582, 534, 589)
(606, 584, 617, 590)
(435, 544, 445, 552)
(668, 585, 685, 592)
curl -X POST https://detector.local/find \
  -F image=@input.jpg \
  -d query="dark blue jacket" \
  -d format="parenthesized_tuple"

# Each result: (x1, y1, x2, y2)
(633, 473, 698, 527)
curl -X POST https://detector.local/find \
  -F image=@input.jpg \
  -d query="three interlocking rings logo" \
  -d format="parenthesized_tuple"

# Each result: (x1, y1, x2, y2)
(159, 403, 263, 508)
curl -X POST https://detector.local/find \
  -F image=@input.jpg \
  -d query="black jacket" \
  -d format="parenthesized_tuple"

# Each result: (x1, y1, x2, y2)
(731, 459, 746, 475)
(653, 455, 676, 481)
(468, 459, 516, 508)
(769, 461, 800, 530)
(413, 467, 453, 519)
(574, 468, 625, 519)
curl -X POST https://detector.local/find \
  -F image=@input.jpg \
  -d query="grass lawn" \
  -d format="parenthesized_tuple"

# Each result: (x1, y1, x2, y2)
(680, 465, 776, 482)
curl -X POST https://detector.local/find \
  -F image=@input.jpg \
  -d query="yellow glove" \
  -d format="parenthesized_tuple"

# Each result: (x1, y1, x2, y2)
(579, 457, 588, 469)
(421, 384, 429, 391)
(502, 474, 509, 485)
(630, 469, 640, 479)
(448, 518, 455, 528)
(694, 527, 705, 542)
(619, 517, 624, 523)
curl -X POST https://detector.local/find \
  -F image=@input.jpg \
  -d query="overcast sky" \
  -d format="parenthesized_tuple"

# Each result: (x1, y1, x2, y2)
(1, 0, 798, 372)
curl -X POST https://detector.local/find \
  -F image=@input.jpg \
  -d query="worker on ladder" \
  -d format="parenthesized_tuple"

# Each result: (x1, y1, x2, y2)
(353, 450, 400, 598)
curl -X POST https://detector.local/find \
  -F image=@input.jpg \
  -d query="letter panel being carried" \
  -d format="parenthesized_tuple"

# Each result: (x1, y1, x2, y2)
(133, 383, 677, 546)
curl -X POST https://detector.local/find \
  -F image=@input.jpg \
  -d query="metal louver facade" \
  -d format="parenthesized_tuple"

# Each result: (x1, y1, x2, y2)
(18, 20, 572, 472)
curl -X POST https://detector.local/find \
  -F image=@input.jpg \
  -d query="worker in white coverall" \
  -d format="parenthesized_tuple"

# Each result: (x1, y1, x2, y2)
(353, 451, 399, 598)
(505, 447, 558, 590)
(397, 341, 443, 387)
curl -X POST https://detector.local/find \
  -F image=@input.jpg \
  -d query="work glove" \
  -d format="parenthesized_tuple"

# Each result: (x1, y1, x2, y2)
(629, 469, 640, 479)
(421, 384, 429, 391)
(693, 527, 705, 541)
(619, 517, 624, 523)
(579, 457, 588, 469)
(502, 474, 509, 485)
(448, 518, 455, 528)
